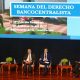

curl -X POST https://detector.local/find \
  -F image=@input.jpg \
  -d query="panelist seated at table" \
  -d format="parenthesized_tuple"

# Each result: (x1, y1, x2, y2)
(22, 49, 35, 74)
(39, 48, 51, 75)
(73, 61, 80, 78)
(59, 58, 71, 66)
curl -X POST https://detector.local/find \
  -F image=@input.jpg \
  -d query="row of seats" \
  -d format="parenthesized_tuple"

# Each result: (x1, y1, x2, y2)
(1, 58, 77, 76)
(22, 58, 72, 76)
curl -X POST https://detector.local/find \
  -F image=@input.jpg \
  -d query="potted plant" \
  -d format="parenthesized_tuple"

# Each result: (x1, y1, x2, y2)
(6, 57, 13, 64)
(60, 58, 68, 65)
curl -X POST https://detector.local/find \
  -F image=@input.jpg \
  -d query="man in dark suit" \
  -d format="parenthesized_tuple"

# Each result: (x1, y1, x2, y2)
(23, 49, 35, 74)
(73, 61, 80, 78)
(39, 48, 51, 75)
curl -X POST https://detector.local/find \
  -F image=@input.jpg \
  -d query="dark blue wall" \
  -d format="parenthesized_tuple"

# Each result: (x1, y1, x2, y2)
(0, 38, 80, 65)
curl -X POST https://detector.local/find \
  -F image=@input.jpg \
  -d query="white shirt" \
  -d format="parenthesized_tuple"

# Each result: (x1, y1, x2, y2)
(26, 53, 32, 62)
(43, 53, 48, 61)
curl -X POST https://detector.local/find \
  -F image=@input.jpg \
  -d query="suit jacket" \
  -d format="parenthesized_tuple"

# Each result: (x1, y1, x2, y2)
(23, 53, 35, 63)
(40, 53, 51, 62)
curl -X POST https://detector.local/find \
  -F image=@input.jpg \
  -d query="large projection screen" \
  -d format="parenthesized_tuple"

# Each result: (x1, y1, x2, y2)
(0, 0, 68, 39)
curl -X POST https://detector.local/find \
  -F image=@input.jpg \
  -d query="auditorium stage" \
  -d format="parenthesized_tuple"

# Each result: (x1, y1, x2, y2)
(0, 70, 79, 80)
